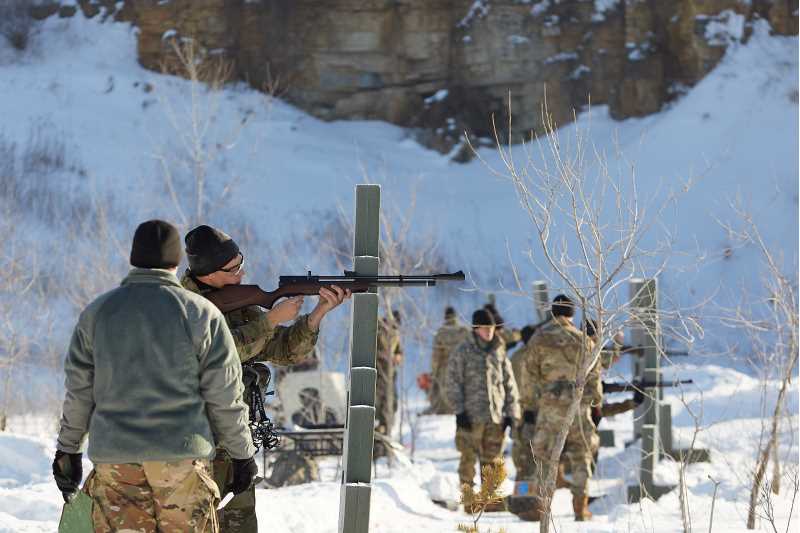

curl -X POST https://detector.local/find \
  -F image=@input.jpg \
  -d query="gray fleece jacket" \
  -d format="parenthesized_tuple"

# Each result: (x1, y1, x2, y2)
(56, 268, 255, 463)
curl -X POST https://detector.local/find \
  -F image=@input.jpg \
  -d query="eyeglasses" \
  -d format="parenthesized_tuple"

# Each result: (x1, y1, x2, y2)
(219, 254, 244, 276)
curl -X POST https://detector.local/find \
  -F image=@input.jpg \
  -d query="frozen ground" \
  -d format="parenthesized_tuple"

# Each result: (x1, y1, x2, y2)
(1, 362, 798, 532)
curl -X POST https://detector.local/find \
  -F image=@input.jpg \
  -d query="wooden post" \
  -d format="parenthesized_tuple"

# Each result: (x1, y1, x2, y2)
(338, 185, 380, 533)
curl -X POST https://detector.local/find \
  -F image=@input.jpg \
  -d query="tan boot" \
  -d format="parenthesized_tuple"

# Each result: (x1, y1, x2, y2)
(461, 485, 477, 514)
(556, 463, 570, 489)
(572, 494, 592, 521)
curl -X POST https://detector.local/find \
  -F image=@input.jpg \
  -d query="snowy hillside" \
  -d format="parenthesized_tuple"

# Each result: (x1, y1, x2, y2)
(0, 13, 797, 533)
(0, 16, 796, 353)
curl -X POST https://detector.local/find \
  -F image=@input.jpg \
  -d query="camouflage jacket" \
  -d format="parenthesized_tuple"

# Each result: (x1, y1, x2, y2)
(600, 341, 622, 370)
(376, 317, 403, 384)
(511, 347, 535, 412)
(431, 317, 470, 378)
(496, 327, 523, 350)
(58, 268, 255, 462)
(446, 333, 521, 424)
(181, 273, 318, 366)
(519, 316, 601, 409)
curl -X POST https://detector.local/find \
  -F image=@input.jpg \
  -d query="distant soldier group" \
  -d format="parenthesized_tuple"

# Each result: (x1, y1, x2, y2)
(423, 295, 641, 522)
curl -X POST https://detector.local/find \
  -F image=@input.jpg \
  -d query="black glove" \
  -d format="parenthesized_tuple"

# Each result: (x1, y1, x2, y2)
(52, 450, 83, 502)
(228, 456, 258, 495)
(523, 410, 537, 426)
(633, 389, 645, 405)
(455, 412, 472, 430)
(502, 416, 514, 431)
(591, 406, 603, 427)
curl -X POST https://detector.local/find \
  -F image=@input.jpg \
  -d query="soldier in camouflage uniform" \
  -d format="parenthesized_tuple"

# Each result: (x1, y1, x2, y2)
(53, 220, 256, 533)
(375, 311, 403, 442)
(427, 306, 470, 414)
(518, 295, 601, 522)
(446, 308, 520, 513)
(182, 225, 350, 533)
(510, 340, 539, 484)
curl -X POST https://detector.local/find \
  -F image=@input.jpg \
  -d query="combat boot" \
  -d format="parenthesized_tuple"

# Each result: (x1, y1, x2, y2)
(461, 485, 477, 514)
(556, 463, 570, 489)
(515, 497, 543, 522)
(572, 494, 592, 521)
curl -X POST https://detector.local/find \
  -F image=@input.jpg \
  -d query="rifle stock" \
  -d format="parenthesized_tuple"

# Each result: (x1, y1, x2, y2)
(205, 271, 465, 313)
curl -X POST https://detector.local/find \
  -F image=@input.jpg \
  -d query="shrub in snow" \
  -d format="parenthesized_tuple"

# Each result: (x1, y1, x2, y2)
(0, 0, 35, 51)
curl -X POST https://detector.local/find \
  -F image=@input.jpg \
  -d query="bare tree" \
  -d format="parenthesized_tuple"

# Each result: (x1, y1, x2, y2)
(0, 205, 39, 429)
(717, 203, 798, 530)
(471, 96, 698, 531)
(153, 36, 263, 228)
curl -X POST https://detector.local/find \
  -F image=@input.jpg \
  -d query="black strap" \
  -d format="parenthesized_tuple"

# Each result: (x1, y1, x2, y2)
(245, 367, 280, 452)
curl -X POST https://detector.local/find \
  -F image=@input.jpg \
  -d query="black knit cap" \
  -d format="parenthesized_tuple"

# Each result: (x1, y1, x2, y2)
(130, 219, 182, 269)
(483, 303, 505, 327)
(184, 225, 240, 276)
(444, 306, 456, 319)
(552, 294, 575, 318)
(472, 308, 496, 327)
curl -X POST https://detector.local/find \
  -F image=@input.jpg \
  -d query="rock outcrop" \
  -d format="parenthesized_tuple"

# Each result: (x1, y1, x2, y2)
(38, 0, 799, 154)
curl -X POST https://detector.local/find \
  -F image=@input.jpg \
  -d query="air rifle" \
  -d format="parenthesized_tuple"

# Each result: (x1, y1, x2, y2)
(602, 379, 693, 394)
(205, 271, 466, 313)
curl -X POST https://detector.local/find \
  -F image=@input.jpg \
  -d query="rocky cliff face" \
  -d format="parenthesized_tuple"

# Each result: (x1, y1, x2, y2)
(40, 0, 798, 156)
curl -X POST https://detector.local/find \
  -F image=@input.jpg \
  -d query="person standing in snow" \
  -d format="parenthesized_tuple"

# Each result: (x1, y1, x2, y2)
(375, 310, 403, 446)
(53, 220, 255, 532)
(446, 308, 520, 513)
(426, 306, 470, 414)
(181, 224, 350, 533)
(517, 294, 600, 522)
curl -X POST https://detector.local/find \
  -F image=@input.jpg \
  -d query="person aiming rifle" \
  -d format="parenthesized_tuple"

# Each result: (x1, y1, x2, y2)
(53, 220, 255, 533)
(181, 225, 351, 533)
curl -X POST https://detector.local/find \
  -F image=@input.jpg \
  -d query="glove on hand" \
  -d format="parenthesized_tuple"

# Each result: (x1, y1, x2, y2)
(502, 416, 514, 432)
(522, 410, 537, 425)
(229, 457, 258, 495)
(633, 389, 645, 405)
(455, 412, 472, 430)
(52, 450, 83, 502)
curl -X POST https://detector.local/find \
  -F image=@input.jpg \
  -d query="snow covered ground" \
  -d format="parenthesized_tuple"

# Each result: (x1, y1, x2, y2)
(1, 362, 798, 532)
(0, 10, 798, 533)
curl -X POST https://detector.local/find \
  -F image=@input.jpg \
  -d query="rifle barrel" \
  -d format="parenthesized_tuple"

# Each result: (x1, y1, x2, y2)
(279, 270, 465, 285)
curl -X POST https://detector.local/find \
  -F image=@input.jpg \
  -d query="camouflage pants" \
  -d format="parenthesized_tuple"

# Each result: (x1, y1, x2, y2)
(213, 448, 258, 533)
(511, 420, 536, 481)
(531, 403, 599, 497)
(455, 422, 505, 488)
(84, 459, 219, 533)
